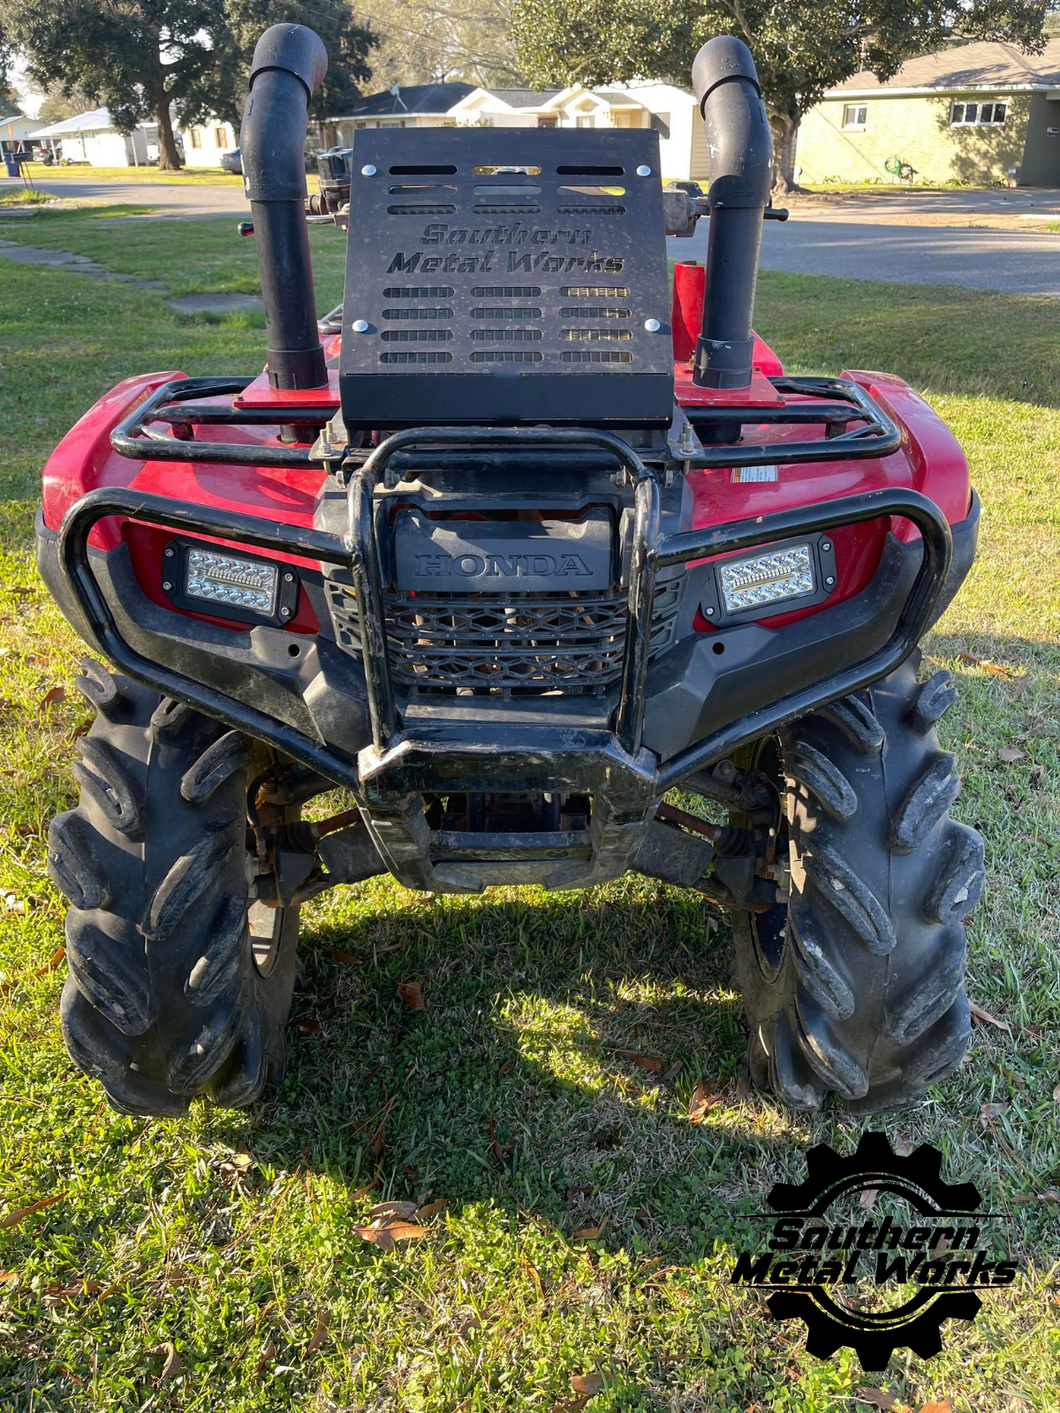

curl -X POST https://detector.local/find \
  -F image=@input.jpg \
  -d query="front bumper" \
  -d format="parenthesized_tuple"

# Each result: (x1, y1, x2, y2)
(37, 439, 977, 891)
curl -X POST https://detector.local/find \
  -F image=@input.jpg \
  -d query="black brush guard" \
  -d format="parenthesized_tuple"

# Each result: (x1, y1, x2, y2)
(56, 377, 951, 888)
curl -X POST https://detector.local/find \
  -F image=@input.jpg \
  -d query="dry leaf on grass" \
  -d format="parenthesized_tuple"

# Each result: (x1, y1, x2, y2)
(255, 1341, 277, 1374)
(859, 1186, 879, 1210)
(152, 1342, 182, 1382)
(572, 1216, 610, 1240)
(1012, 1189, 1060, 1203)
(42, 1278, 104, 1304)
(327, 946, 360, 965)
(999, 747, 1026, 763)
(957, 652, 1015, 677)
(688, 1080, 725, 1123)
(855, 1390, 900, 1411)
(969, 1000, 1012, 1035)
(734, 1076, 752, 1102)
(605, 1046, 665, 1073)
(39, 686, 66, 709)
(979, 1102, 1009, 1124)
(305, 1310, 328, 1355)
(2, 890, 26, 915)
(1053, 1082, 1060, 1103)
(397, 981, 425, 1010)
(354, 1220, 430, 1252)
(570, 1371, 604, 1399)
(0, 1192, 66, 1230)
(369, 1200, 419, 1221)
(295, 1017, 324, 1034)
(415, 1198, 449, 1221)
(918, 1402, 952, 1413)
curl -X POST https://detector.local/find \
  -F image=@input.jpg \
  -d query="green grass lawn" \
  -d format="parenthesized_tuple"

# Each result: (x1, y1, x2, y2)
(20, 162, 248, 187)
(0, 208, 1058, 1412)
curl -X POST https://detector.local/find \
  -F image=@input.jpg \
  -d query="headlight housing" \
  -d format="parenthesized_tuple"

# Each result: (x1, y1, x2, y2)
(700, 533, 837, 626)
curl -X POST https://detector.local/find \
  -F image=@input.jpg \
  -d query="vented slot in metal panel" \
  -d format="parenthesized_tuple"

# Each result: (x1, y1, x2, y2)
(561, 328, 632, 341)
(470, 328, 543, 341)
(561, 350, 633, 363)
(383, 286, 455, 298)
(380, 329, 453, 342)
(340, 128, 672, 427)
(471, 306, 542, 320)
(380, 351, 454, 363)
(382, 307, 454, 320)
(560, 307, 631, 319)
(472, 286, 542, 297)
(389, 164, 458, 174)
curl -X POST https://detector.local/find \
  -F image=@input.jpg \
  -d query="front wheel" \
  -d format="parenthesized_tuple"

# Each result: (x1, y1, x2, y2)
(732, 655, 986, 1113)
(47, 664, 301, 1116)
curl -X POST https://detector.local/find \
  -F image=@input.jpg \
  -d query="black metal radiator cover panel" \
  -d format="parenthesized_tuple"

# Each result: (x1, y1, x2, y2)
(339, 128, 673, 428)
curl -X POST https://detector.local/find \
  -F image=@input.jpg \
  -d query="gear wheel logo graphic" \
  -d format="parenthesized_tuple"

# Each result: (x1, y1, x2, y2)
(761, 1132, 986, 1370)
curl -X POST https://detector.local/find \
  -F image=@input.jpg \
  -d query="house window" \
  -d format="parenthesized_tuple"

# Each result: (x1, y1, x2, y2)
(214, 126, 227, 147)
(189, 128, 201, 149)
(842, 104, 867, 130)
(576, 115, 593, 128)
(651, 112, 671, 140)
(951, 101, 1007, 127)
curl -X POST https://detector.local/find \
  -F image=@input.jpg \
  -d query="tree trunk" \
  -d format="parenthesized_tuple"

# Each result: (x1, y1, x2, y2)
(156, 87, 183, 170)
(770, 112, 801, 194)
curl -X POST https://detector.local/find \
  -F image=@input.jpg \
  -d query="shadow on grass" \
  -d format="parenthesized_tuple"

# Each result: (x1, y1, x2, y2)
(148, 622, 1060, 1264)
(248, 887, 770, 1260)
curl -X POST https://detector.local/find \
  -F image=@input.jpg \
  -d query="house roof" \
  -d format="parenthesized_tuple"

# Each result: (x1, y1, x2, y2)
(831, 37, 1060, 95)
(31, 108, 116, 138)
(327, 82, 476, 121)
(482, 87, 561, 108)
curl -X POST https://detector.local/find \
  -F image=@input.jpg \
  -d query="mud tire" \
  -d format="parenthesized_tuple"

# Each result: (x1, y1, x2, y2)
(732, 654, 986, 1113)
(48, 665, 300, 1116)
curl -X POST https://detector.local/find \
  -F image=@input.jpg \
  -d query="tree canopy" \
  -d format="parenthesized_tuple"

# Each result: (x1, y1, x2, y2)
(510, 0, 1049, 186)
(352, 0, 523, 88)
(0, 0, 372, 167)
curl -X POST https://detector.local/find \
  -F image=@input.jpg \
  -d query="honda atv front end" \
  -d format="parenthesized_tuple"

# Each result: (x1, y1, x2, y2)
(37, 24, 985, 1117)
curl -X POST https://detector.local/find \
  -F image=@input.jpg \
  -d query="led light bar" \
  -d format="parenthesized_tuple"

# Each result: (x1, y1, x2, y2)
(700, 533, 837, 627)
(161, 538, 299, 627)
(185, 547, 279, 615)
(719, 543, 815, 614)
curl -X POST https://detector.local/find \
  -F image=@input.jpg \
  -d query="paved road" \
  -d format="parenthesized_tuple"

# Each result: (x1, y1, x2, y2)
(668, 218, 1060, 297)
(5, 175, 250, 219)
(7, 175, 1060, 297)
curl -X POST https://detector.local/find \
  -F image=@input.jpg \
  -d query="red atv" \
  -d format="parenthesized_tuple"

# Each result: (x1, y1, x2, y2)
(38, 26, 983, 1117)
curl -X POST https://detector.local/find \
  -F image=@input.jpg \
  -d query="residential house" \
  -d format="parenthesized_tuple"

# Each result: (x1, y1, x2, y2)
(325, 80, 708, 179)
(796, 39, 1060, 186)
(29, 109, 161, 166)
(178, 118, 238, 165)
(450, 82, 707, 180)
(323, 83, 476, 147)
(0, 114, 41, 157)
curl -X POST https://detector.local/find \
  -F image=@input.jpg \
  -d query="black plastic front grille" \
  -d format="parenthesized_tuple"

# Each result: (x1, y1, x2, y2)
(328, 578, 682, 696)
